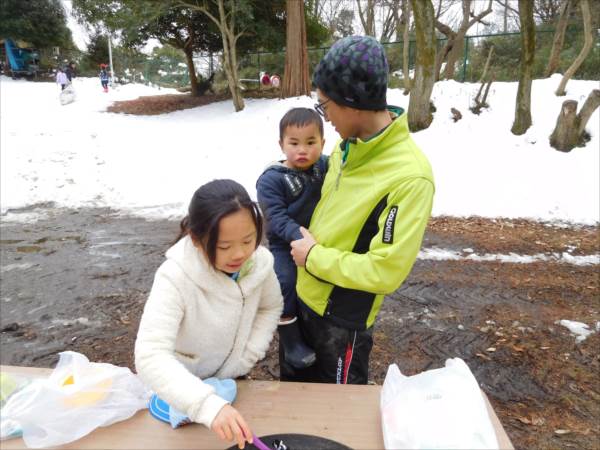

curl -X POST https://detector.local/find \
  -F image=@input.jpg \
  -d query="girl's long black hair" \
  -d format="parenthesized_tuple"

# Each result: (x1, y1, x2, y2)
(175, 179, 263, 268)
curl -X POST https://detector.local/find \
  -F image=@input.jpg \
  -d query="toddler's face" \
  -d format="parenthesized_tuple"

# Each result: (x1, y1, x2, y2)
(280, 123, 324, 170)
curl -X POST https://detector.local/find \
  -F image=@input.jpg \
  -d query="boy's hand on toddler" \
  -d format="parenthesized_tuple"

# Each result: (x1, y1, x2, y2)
(291, 227, 317, 267)
(211, 404, 253, 449)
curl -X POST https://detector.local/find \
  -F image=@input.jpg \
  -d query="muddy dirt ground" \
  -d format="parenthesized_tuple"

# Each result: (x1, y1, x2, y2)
(1, 205, 598, 449)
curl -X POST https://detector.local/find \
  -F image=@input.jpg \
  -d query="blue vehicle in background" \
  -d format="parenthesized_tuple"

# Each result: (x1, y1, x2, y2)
(1, 38, 39, 78)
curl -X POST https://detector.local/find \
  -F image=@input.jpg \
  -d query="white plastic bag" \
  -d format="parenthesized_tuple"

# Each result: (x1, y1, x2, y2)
(59, 84, 76, 105)
(0, 351, 150, 448)
(380, 358, 499, 449)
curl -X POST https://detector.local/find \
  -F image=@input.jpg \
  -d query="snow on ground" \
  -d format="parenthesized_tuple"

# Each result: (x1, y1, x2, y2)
(0, 74, 598, 225)
(418, 248, 599, 266)
(556, 319, 597, 343)
(395, 75, 600, 225)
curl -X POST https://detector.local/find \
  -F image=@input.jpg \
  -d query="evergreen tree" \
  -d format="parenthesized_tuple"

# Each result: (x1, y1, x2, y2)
(0, 0, 73, 49)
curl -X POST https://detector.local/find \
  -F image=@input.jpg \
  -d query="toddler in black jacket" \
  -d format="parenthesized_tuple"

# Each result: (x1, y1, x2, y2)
(256, 108, 327, 376)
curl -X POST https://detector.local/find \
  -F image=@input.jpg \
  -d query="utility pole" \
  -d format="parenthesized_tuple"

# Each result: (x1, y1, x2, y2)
(108, 34, 115, 84)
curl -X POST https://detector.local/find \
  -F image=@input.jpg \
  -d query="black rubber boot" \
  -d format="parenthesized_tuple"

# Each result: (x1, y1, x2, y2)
(278, 319, 316, 369)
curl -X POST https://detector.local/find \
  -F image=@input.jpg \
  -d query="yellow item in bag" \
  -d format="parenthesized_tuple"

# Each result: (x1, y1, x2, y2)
(0, 372, 19, 405)
(62, 369, 113, 407)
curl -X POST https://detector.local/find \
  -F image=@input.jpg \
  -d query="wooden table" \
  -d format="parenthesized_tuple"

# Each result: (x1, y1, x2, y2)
(0, 365, 513, 449)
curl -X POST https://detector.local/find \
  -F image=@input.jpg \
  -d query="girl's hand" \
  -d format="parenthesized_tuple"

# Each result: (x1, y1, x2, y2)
(211, 404, 253, 449)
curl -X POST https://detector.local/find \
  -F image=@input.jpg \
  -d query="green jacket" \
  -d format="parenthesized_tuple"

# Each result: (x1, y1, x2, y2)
(297, 107, 434, 330)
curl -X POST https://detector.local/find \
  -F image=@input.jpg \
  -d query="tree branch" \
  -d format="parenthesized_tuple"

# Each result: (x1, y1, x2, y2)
(177, 0, 221, 29)
(435, 19, 455, 37)
(494, 0, 519, 15)
(467, 0, 493, 28)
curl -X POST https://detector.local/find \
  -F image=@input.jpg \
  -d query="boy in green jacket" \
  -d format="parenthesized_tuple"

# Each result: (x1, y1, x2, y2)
(289, 35, 435, 384)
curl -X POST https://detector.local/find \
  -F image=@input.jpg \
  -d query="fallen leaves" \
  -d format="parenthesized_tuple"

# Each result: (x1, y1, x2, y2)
(554, 429, 572, 435)
(516, 416, 545, 426)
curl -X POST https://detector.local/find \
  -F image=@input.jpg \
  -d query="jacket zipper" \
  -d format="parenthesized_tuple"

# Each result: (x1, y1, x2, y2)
(335, 140, 349, 190)
(309, 142, 347, 315)
(312, 141, 347, 231)
(325, 297, 332, 316)
(335, 163, 343, 190)
(215, 282, 246, 374)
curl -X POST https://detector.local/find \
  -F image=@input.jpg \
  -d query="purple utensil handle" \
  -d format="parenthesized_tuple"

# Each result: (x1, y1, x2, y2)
(252, 434, 272, 450)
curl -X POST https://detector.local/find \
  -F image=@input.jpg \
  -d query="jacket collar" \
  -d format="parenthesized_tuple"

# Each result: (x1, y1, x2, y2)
(338, 106, 408, 169)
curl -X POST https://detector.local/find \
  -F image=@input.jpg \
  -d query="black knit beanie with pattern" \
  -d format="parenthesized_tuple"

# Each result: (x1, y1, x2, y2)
(313, 35, 388, 111)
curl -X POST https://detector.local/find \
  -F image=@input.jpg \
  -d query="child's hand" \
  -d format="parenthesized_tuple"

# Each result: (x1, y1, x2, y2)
(291, 227, 317, 267)
(211, 404, 253, 449)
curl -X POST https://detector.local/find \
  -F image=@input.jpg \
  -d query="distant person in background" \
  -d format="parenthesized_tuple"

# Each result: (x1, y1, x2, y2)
(65, 61, 76, 82)
(99, 64, 109, 92)
(56, 67, 68, 90)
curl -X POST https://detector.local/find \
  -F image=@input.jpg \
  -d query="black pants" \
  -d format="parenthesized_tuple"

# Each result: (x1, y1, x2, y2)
(280, 302, 373, 384)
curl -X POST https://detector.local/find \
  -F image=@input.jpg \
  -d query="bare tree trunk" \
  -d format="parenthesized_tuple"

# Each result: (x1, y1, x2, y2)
(511, 0, 535, 135)
(220, 9, 244, 110)
(482, 75, 494, 105)
(281, 0, 311, 98)
(356, 0, 376, 36)
(478, 45, 494, 84)
(408, 0, 436, 131)
(549, 91, 600, 152)
(434, 20, 453, 80)
(435, 0, 493, 80)
(544, 0, 572, 77)
(165, 32, 200, 97)
(443, 30, 467, 79)
(379, 1, 397, 42)
(394, 0, 403, 40)
(471, 75, 494, 115)
(555, 0, 593, 96)
(471, 46, 494, 114)
(183, 0, 245, 111)
(402, 0, 411, 93)
(577, 89, 600, 137)
(183, 42, 199, 97)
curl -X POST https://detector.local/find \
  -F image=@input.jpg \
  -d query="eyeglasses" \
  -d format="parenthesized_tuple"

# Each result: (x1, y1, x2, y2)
(314, 99, 331, 117)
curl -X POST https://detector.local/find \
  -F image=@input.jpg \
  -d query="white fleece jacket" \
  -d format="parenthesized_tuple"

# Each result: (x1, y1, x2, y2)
(135, 235, 282, 428)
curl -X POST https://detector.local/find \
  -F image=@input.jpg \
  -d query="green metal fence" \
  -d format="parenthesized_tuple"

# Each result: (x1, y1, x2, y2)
(106, 28, 598, 88)
(238, 29, 598, 84)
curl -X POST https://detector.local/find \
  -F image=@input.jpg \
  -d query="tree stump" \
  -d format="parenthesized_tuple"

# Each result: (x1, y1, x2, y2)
(550, 100, 579, 152)
(450, 107, 462, 122)
(550, 90, 600, 152)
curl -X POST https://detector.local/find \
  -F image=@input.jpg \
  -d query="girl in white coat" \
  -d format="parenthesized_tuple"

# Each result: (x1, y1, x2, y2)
(56, 68, 68, 90)
(135, 179, 282, 449)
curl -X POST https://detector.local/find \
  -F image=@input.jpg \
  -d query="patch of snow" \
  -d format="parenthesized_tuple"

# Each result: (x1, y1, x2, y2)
(557, 319, 595, 343)
(418, 248, 599, 266)
(1, 263, 35, 273)
(51, 317, 102, 327)
(1, 210, 51, 224)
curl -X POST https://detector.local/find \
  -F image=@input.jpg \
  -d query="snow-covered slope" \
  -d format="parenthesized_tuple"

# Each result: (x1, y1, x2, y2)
(1, 74, 598, 224)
